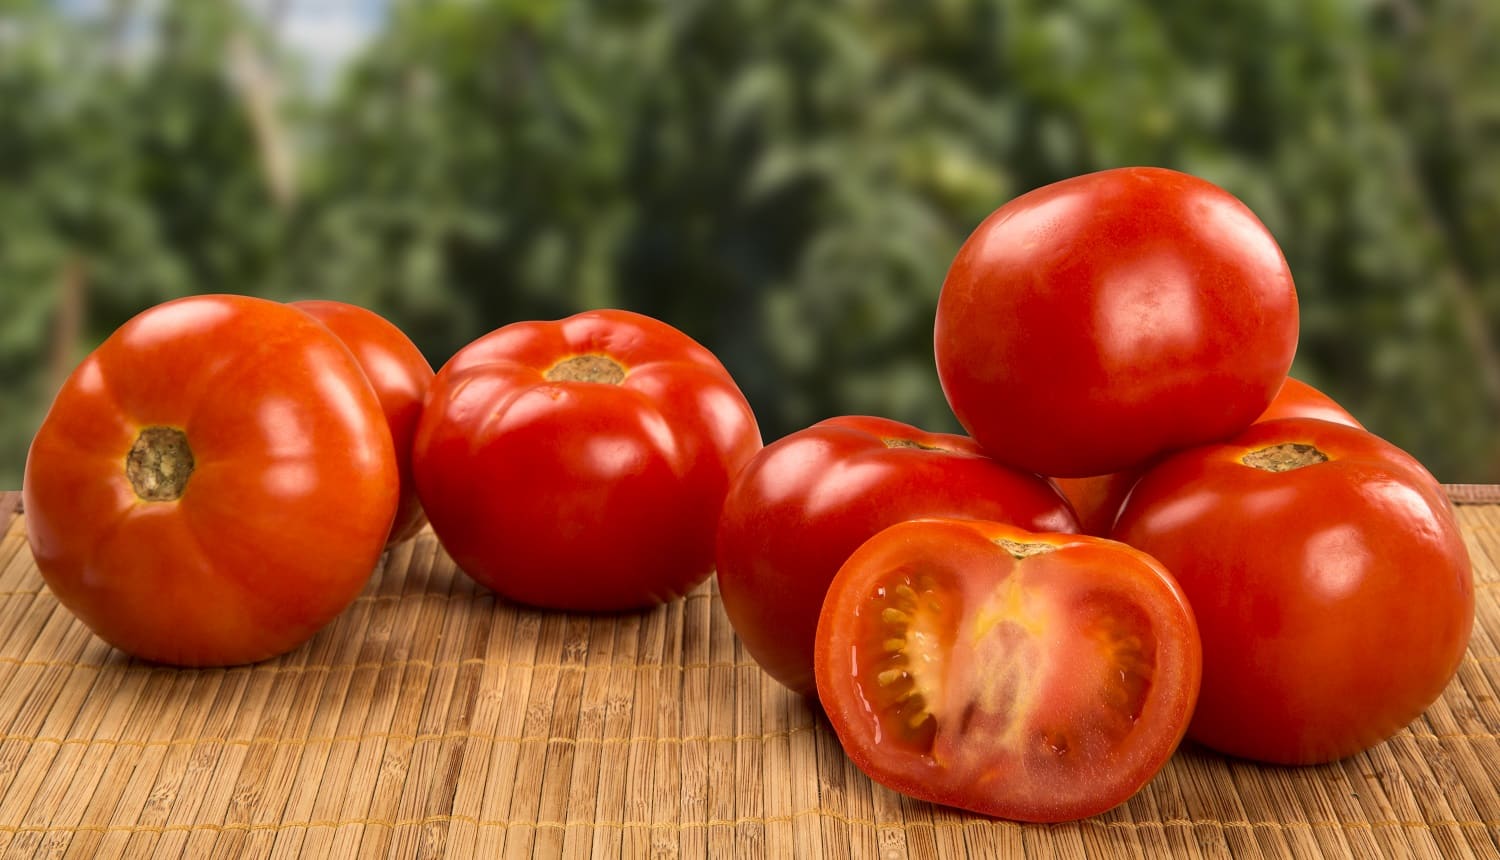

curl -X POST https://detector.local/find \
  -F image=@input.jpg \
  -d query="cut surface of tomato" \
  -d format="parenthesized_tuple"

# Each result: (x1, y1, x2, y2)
(815, 519, 1200, 822)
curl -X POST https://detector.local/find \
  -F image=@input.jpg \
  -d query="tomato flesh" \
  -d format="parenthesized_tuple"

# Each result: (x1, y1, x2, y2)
(817, 519, 1200, 823)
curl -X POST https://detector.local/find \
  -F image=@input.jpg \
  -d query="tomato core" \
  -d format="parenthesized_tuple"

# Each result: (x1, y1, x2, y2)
(1241, 442, 1328, 472)
(545, 354, 626, 384)
(125, 426, 194, 502)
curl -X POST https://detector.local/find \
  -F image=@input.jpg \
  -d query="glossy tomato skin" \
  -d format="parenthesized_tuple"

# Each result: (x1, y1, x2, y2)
(1113, 418, 1473, 765)
(815, 518, 1201, 822)
(1255, 376, 1362, 428)
(935, 166, 1299, 478)
(413, 309, 761, 611)
(23, 295, 399, 666)
(715, 416, 1078, 696)
(1056, 376, 1361, 536)
(292, 300, 435, 545)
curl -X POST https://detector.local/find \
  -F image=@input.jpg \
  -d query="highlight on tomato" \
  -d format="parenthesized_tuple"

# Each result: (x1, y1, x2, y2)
(412, 309, 761, 611)
(23, 295, 400, 666)
(1113, 418, 1473, 765)
(714, 415, 1078, 696)
(815, 518, 1201, 822)
(1056, 376, 1362, 536)
(292, 299, 435, 546)
(935, 166, 1299, 478)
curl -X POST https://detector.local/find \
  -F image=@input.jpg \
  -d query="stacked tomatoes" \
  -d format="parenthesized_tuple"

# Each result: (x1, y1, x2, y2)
(23, 167, 1473, 824)
(718, 168, 1474, 821)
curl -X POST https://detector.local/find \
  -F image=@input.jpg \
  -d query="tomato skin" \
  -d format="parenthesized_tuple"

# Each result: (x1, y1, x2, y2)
(1254, 376, 1362, 428)
(1113, 418, 1473, 764)
(22, 295, 399, 666)
(292, 300, 435, 546)
(412, 309, 761, 611)
(935, 166, 1299, 478)
(1057, 376, 1361, 536)
(714, 416, 1078, 696)
(815, 518, 1201, 822)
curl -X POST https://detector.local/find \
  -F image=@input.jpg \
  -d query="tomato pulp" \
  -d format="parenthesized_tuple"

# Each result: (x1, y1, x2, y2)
(816, 518, 1201, 822)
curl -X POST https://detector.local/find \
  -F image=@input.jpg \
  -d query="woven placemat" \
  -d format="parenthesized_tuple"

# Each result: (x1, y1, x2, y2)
(0, 489, 1496, 859)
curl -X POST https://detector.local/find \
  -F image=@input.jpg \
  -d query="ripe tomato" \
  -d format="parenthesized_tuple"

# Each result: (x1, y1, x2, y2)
(1113, 418, 1473, 764)
(815, 518, 1201, 822)
(292, 300, 435, 545)
(935, 166, 1299, 478)
(1056, 376, 1361, 536)
(23, 295, 399, 666)
(412, 309, 760, 611)
(715, 416, 1078, 696)
(1254, 376, 1362, 428)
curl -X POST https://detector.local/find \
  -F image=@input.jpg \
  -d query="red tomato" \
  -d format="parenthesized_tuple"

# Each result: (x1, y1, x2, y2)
(1113, 418, 1473, 764)
(715, 416, 1078, 696)
(1057, 376, 1361, 536)
(1255, 376, 1362, 428)
(23, 295, 399, 666)
(412, 309, 760, 611)
(935, 166, 1299, 478)
(815, 518, 1201, 822)
(292, 300, 435, 545)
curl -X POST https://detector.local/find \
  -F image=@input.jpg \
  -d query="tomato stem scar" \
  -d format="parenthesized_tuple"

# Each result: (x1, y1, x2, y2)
(126, 426, 194, 502)
(994, 538, 1056, 559)
(545, 354, 626, 385)
(882, 437, 946, 451)
(1241, 442, 1328, 472)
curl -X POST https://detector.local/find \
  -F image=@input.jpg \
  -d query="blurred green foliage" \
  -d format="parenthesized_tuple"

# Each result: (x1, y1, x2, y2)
(2, 0, 1497, 486)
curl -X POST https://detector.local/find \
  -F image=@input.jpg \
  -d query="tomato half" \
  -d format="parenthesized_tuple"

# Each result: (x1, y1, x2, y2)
(1056, 376, 1361, 536)
(1113, 418, 1474, 764)
(715, 416, 1078, 696)
(815, 518, 1201, 822)
(935, 166, 1299, 477)
(23, 295, 399, 666)
(412, 309, 761, 611)
(292, 300, 435, 545)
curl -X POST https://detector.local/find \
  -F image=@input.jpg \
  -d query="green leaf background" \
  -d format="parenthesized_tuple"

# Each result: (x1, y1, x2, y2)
(3, 0, 1497, 485)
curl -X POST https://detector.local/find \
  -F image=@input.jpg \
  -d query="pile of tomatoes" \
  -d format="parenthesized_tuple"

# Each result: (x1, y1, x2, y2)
(24, 167, 1474, 824)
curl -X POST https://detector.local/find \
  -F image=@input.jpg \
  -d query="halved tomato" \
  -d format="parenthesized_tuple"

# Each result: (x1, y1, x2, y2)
(814, 518, 1201, 822)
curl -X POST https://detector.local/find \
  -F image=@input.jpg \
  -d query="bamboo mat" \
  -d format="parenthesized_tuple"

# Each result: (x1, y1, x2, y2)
(0, 489, 1497, 860)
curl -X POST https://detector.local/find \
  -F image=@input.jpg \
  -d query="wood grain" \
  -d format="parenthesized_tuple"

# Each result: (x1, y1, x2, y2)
(0, 490, 1495, 859)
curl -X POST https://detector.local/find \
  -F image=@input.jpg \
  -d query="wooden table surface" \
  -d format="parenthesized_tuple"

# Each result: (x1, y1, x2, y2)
(0, 488, 1497, 859)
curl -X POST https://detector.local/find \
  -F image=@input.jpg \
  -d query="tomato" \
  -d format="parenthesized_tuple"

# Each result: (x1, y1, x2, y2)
(935, 166, 1299, 478)
(1255, 376, 1362, 428)
(715, 416, 1078, 696)
(1056, 376, 1361, 536)
(1112, 418, 1473, 764)
(412, 309, 760, 611)
(22, 295, 399, 666)
(815, 518, 1201, 822)
(292, 300, 435, 545)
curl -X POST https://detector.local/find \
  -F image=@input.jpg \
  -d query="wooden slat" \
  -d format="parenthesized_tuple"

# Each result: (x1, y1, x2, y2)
(0, 495, 1497, 858)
